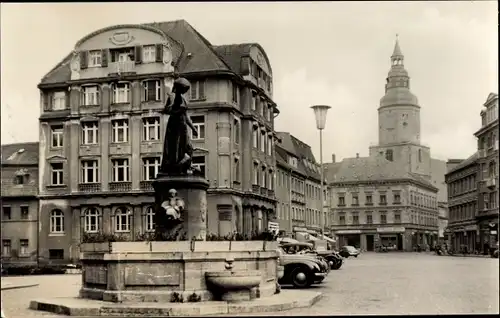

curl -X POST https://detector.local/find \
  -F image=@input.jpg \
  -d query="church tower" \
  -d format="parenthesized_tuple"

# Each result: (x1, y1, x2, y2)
(369, 36, 431, 179)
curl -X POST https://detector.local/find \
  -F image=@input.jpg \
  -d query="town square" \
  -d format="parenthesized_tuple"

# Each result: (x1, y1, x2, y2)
(1, 1, 498, 317)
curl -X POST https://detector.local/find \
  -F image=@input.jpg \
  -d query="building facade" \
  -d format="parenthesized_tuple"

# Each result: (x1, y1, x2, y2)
(474, 93, 499, 252)
(325, 156, 439, 252)
(1, 142, 39, 264)
(274, 132, 330, 237)
(445, 154, 479, 252)
(37, 20, 278, 262)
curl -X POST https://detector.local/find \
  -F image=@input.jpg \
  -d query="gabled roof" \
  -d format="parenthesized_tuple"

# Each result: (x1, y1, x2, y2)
(484, 92, 498, 106)
(324, 155, 437, 190)
(40, 19, 232, 85)
(275, 132, 322, 181)
(213, 43, 273, 75)
(1, 142, 39, 166)
(446, 152, 479, 175)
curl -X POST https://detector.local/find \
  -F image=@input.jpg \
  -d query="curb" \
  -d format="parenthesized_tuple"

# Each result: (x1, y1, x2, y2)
(29, 290, 322, 316)
(434, 254, 493, 259)
(1, 283, 39, 291)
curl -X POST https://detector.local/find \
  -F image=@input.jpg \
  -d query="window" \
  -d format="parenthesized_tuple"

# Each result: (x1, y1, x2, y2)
(112, 82, 130, 103)
(49, 249, 64, 260)
(394, 212, 401, 223)
(88, 50, 102, 67)
(366, 214, 373, 224)
(233, 119, 240, 144)
(143, 157, 160, 181)
(253, 163, 259, 185)
(380, 214, 387, 224)
(338, 196, 345, 206)
(260, 131, 266, 152)
(145, 206, 155, 232)
(83, 207, 100, 233)
(142, 80, 161, 102)
(252, 128, 258, 148)
(352, 214, 359, 225)
(385, 149, 393, 162)
(81, 160, 99, 183)
(267, 135, 273, 155)
(112, 119, 129, 143)
(50, 209, 65, 233)
(142, 45, 156, 63)
(380, 194, 387, 204)
(339, 215, 346, 225)
(190, 80, 206, 100)
(19, 239, 29, 255)
(51, 125, 64, 148)
(143, 117, 160, 141)
(2, 240, 11, 256)
(52, 92, 66, 110)
(252, 93, 257, 111)
(3, 206, 11, 220)
(192, 156, 206, 178)
(352, 194, 359, 205)
(366, 195, 373, 204)
(51, 162, 64, 185)
(268, 170, 274, 190)
(234, 158, 240, 183)
(261, 166, 267, 187)
(82, 121, 99, 145)
(232, 82, 238, 103)
(112, 159, 129, 182)
(14, 175, 25, 185)
(115, 207, 131, 232)
(20, 206, 29, 220)
(190, 116, 205, 140)
(82, 86, 100, 106)
(393, 193, 401, 203)
(418, 149, 422, 162)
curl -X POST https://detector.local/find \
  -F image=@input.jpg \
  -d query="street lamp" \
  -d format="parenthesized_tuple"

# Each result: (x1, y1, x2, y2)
(311, 105, 331, 238)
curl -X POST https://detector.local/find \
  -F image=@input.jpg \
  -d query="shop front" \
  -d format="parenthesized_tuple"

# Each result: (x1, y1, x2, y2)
(478, 221, 498, 255)
(376, 227, 405, 251)
(335, 229, 362, 249)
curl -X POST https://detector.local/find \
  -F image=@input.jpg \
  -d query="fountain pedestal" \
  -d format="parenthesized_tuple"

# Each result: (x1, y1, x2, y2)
(153, 174, 209, 240)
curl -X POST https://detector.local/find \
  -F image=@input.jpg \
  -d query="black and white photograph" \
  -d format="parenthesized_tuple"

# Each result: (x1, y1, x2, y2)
(0, 1, 498, 317)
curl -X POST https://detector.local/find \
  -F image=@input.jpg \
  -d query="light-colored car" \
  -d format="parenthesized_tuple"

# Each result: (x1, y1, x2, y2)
(339, 245, 361, 258)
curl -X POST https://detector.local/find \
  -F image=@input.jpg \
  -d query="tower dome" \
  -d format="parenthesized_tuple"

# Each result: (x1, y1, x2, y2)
(379, 35, 419, 108)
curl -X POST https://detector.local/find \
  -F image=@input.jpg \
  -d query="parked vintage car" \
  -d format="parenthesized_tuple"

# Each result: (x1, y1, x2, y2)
(276, 245, 329, 288)
(339, 245, 361, 258)
(280, 242, 343, 270)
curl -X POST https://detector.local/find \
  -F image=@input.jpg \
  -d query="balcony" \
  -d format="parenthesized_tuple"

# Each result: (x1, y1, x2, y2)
(486, 177, 497, 189)
(78, 183, 101, 193)
(268, 189, 275, 198)
(140, 181, 154, 191)
(252, 184, 260, 193)
(108, 61, 136, 76)
(109, 182, 132, 192)
(260, 187, 267, 196)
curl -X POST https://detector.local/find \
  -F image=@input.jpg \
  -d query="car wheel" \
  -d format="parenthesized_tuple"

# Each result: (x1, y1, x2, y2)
(354, 255, 358, 258)
(331, 262, 342, 270)
(290, 267, 312, 288)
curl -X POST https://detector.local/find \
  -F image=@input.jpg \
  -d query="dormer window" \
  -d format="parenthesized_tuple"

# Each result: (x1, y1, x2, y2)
(88, 50, 102, 67)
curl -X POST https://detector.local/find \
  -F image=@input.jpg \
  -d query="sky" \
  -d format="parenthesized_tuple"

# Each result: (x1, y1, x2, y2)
(1, 2, 497, 162)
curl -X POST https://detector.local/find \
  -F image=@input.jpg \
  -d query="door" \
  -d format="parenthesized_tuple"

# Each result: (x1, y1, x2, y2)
(397, 234, 403, 250)
(366, 235, 374, 251)
(118, 53, 130, 62)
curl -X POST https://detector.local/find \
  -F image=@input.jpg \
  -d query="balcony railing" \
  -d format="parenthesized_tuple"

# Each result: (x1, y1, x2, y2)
(260, 187, 267, 195)
(79, 183, 101, 193)
(109, 61, 136, 75)
(268, 189, 275, 198)
(109, 182, 132, 192)
(252, 184, 260, 193)
(140, 181, 154, 191)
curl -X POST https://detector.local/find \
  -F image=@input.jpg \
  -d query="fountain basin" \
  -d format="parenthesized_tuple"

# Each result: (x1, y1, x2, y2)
(205, 270, 261, 302)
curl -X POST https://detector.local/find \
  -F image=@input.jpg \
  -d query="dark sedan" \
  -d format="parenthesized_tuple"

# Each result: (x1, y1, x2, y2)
(277, 246, 330, 288)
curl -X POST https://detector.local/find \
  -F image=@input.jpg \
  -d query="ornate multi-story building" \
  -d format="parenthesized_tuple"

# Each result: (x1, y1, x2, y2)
(474, 92, 498, 252)
(325, 37, 440, 251)
(1, 142, 39, 264)
(37, 20, 278, 262)
(274, 132, 330, 238)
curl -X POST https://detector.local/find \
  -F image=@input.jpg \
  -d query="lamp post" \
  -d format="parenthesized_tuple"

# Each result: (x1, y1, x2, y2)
(311, 105, 331, 238)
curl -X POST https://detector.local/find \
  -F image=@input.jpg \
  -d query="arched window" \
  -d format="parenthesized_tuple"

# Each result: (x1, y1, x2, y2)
(83, 207, 101, 233)
(114, 206, 131, 232)
(50, 209, 65, 234)
(145, 206, 155, 232)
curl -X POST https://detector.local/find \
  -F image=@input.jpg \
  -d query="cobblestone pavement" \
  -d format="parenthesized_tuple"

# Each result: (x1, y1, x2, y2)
(1, 253, 498, 317)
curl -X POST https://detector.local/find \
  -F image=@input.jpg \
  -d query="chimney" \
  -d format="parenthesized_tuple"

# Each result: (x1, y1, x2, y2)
(356, 153, 359, 158)
(331, 154, 336, 163)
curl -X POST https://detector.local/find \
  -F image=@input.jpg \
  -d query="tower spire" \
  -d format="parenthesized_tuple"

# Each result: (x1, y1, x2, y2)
(392, 34, 403, 57)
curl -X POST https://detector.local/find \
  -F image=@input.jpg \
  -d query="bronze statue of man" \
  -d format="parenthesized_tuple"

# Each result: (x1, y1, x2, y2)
(160, 77, 200, 175)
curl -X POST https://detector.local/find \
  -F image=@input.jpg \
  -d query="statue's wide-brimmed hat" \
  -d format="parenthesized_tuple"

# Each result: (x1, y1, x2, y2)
(173, 77, 191, 94)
